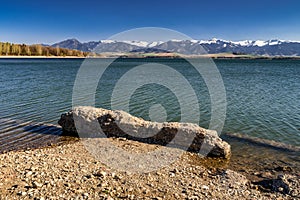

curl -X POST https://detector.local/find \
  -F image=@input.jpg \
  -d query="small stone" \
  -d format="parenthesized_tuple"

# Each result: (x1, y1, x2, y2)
(143, 188, 150, 194)
(17, 191, 27, 196)
(260, 172, 272, 178)
(278, 174, 284, 179)
(274, 166, 292, 172)
(11, 184, 18, 189)
(30, 166, 37, 171)
(77, 189, 84, 193)
(32, 181, 43, 188)
(100, 171, 107, 177)
(26, 171, 33, 177)
(85, 174, 92, 179)
(64, 183, 71, 187)
(202, 185, 209, 190)
(290, 189, 298, 196)
(125, 171, 132, 176)
(83, 193, 89, 197)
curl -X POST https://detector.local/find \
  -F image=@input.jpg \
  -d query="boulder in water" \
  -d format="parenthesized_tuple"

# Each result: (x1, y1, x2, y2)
(58, 106, 231, 159)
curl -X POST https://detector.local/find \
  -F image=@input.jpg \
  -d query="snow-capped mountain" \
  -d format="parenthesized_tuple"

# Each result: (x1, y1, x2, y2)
(99, 40, 164, 48)
(52, 38, 300, 56)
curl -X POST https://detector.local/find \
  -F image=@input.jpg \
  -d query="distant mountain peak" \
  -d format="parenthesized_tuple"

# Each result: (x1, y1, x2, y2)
(51, 38, 300, 56)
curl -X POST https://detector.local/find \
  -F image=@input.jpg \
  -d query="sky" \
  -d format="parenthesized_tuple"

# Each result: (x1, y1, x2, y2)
(1, 0, 300, 44)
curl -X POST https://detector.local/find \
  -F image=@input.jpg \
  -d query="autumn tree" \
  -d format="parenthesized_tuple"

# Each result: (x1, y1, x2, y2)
(55, 45, 60, 56)
(26, 46, 31, 56)
(2, 42, 9, 55)
(32, 45, 43, 56)
(11, 44, 21, 55)
(0, 43, 2, 55)
(0, 41, 87, 57)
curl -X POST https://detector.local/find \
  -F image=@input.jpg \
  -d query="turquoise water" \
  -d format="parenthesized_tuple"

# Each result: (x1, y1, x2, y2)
(0, 58, 299, 147)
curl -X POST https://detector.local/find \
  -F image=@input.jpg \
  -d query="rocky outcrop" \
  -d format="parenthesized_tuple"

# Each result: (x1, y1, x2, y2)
(58, 106, 231, 159)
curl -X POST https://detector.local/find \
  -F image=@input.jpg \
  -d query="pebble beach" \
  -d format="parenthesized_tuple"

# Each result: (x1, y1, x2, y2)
(1, 137, 299, 200)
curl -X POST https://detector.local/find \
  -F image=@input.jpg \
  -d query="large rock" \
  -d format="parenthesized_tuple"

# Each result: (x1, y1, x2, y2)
(58, 106, 231, 159)
(254, 174, 300, 197)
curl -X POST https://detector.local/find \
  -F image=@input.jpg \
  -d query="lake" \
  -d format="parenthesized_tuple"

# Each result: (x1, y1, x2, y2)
(0, 58, 299, 156)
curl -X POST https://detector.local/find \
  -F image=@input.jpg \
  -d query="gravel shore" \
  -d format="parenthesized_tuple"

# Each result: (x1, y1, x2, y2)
(0, 138, 299, 199)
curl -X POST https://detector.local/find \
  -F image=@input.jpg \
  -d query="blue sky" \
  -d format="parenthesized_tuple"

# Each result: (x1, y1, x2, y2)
(1, 0, 300, 44)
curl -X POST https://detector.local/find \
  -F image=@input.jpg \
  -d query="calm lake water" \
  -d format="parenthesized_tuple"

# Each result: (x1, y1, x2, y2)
(0, 58, 299, 150)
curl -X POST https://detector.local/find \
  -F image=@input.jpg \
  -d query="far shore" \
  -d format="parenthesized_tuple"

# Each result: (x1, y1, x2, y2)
(0, 55, 85, 59)
(1, 53, 300, 60)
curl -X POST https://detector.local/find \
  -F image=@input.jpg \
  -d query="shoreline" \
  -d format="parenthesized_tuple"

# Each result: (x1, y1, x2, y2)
(0, 55, 85, 59)
(0, 136, 299, 199)
(1, 55, 300, 60)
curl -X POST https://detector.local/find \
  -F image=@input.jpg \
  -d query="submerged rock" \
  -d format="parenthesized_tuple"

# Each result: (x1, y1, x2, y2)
(225, 132, 300, 152)
(58, 106, 231, 159)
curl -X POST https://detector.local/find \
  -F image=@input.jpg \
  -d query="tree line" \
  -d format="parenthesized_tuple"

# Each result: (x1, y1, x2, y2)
(0, 42, 89, 57)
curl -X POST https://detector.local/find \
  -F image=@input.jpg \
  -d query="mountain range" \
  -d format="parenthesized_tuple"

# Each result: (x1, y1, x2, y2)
(51, 38, 300, 56)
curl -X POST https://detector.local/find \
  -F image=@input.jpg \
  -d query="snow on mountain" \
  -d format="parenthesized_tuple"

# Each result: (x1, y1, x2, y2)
(190, 40, 199, 43)
(267, 39, 290, 46)
(170, 39, 182, 42)
(99, 40, 164, 48)
(52, 38, 300, 56)
(197, 38, 231, 45)
(122, 40, 149, 47)
(199, 39, 218, 44)
(231, 40, 253, 46)
(253, 40, 268, 47)
(148, 41, 164, 47)
(195, 39, 294, 47)
(100, 40, 116, 44)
